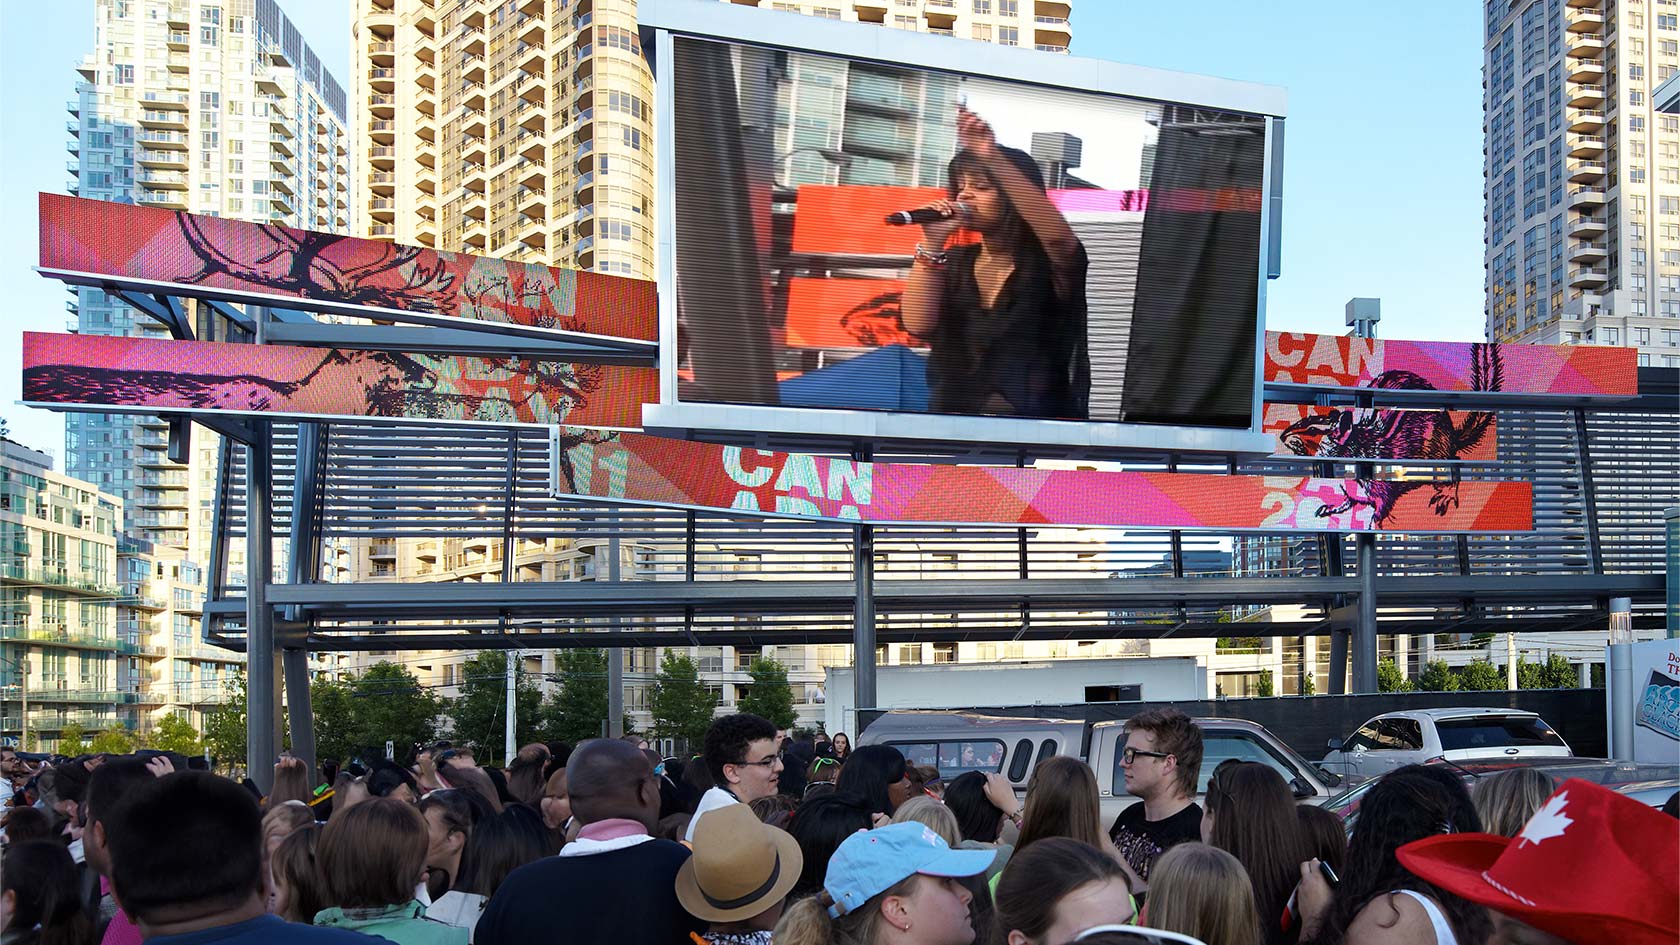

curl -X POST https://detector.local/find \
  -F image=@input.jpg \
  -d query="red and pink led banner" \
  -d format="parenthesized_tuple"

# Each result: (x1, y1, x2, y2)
(1262, 403, 1497, 464)
(551, 430, 1532, 533)
(1264, 331, 1635, 397)
(20, 332, 655, 430)
(37, 193, 658, 343)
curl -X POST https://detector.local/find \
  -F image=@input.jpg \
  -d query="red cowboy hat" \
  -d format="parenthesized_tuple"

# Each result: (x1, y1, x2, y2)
(1397, 777, 1679, 945)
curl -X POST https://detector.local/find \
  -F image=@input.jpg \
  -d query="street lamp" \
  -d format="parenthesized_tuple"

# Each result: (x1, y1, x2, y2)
(775, 147, 853, 193)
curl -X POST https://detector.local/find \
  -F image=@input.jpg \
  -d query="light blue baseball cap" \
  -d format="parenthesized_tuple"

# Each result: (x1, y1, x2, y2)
(824, 822, 996, 918)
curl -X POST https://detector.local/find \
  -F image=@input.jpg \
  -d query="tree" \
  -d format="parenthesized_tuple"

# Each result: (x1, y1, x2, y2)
(352, 662, 444, 763)
(1377, 659, 1414, 693)
(446, 652, 539, 765)
(58, 723, 88, 756)
(650, 651, 715, 748)
(202, 671, 248, 767)
(150, 713, 203, 755)
(1418, 660, 1460, 692)
(1256, 670, 1274, 697)
(88, 728, 137, 754)
(1518, 653, 1578, 690)
(309, 675, 358, 765)
(739, 657, 798, 730)
(540, 648, 609, 745)
(1300, 671, 1316, 696)
(1457, 658, 1506, 691)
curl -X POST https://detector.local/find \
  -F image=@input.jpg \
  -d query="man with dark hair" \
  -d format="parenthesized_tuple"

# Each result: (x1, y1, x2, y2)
(85, 757, 159, 945)
(684, 712, 781, 843)
(1107, 708, 1204, 892)
(474, 739, 702, 945)
(104, 771, 376, 944)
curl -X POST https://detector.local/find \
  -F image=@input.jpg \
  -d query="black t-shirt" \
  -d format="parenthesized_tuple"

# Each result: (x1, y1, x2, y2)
(925, 241, 1090, 420)
(474, 840, 704, 945)
(1108, 800, 1203, 881)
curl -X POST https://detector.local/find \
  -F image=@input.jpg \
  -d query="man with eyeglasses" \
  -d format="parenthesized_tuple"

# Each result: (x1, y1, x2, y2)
(1107, 708, 1204, 895)
(684, 712, 782, 843)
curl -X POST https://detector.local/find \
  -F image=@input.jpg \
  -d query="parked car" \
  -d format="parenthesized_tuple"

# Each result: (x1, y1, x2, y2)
(858, 710, 1343, 824)
(1321, 708, 1571, 780)
(1321, 756, 1678, 835)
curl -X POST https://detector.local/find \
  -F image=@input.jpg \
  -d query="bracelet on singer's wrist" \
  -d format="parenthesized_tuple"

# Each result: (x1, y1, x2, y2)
(914, 243, 949, 268)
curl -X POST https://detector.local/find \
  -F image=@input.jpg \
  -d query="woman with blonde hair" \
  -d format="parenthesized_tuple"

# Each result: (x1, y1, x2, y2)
(893, 796, 962, 847)
(1142, 843, 1260, 945)
(1471, 767, 1556, 838)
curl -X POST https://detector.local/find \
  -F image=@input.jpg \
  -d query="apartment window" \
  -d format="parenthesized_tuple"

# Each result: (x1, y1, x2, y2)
(1631, 89, 1646, 107)
(973, 0, 991, 12)
(1663, 300, 1680, 317)
(999, 0, 1017, 14)
(1662, 39, 1680, 57)
(1664, 329, 1680, 346)
(1634, 300, 1649, 317)
(115, 64, 134, 85)
(812, 6, 841, 18)
(1664, 250, 1680, 266)
(1663, 277, 1680, 294)
(1631, 166, 1647, 183)
(1631, 63, 1646, 81)
(1659, 12, 1678, 28)
(893, 14, 917, 28)
(972, 23, 992, 40)
(1631, 116, 1646, 132)
(622, 126, 643, 150)
(200, 25, 219, 45)
(1635, 327, 1651, 345)
(1605, 327, 1619, 345)
(1666, 356, 1680, 368)
(998, 25, 1018, 44)
(1638, 353, 1652, 366)
(1662, 197, 1680, 216)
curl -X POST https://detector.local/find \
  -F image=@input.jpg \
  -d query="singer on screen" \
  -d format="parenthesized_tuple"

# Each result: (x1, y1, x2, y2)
(901, 106, 1090, 420)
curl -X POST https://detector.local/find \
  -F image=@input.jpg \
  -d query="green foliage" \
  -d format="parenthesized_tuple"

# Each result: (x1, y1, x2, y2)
(350, 662, 445, 763)
(309, 675, 358, 765)
(1517, 653, 1578, 690)
(1215, 636, 1264, 650)
(150, 713, 203, 755)
(447, 652, 540, 765)
(88, 728, 138, 754)
(1299, 671, 1316, 696)
(650, 651, 714, 747)
(738, 657, 798, 730)
(202, 671, 248, 767)
(1457, 658, 1506, 691)
(1377, 659, 1414, 693)
(1256, 670, 1274, 697)
(1417, 660, 1461, 692)
(541, 648, 608, 745)
(58, 723, 88, 756)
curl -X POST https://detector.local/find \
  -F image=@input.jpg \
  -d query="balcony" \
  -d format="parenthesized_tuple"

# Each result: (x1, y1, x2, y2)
(270, 134, 294, 157)
(1566, 9, 1605, 31)
(1569, 240, 1608, 262)
(1568, 215, 1606, 238)
(1034, 16, 1072, 44)
(370, 223, 396, 238)
(463, 55, 486, 84)
(136, 188, 189, 211)
(517, 12, 546, 45)
(370, 170, 397, 193)
(66, 98, 79, 116)
(370, 40, 396, 64)
(369, 66, 397, 91)
(66, 120, 80, 137)
(270, 192, 294, 215)
(140, 90, 190, 111)
(1566, 160, 1605, 183)
(167, 30, 190, 50)
(1568, 57, 1605, 83)
(137, 129, 188, 150)
(1568, 267, 1608, 288)
(1566, 108, 1605, 133)
(1566, 134, 1605, 158)
(270, 174, 294, 195)
(1568, 84, 1604, 108)
(1567, 187, 1606, 210)
(1566, 32, 1605, 57)
(0, 623, 119, 651)
(370, 144, 397, 167)
(370, 197, 397, 220)
(463, 84, 486, 111)
(369, 93, 396, 117)
(0, 564, 119, 597)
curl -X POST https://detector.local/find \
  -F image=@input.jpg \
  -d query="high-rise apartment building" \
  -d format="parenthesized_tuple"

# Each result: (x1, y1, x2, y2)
(67, 0, 352, 564)
(1, 439, 123, 752)
(1484, 0, 1680, 368)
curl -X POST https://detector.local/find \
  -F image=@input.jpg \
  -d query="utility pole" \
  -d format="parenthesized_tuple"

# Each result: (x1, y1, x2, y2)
(504, 649, 517, 764)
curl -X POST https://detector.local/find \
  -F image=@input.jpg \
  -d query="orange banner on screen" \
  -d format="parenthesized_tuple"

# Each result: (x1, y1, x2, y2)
(785, 278, 914, 349)
(789, 185, 1152, 256)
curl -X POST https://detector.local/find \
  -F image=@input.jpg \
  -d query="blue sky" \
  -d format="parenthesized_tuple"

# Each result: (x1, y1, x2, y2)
(0, 1, 1487, 458)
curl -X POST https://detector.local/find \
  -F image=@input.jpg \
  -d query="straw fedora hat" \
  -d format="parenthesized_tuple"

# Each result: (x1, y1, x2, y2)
(675, 803, 804, 924)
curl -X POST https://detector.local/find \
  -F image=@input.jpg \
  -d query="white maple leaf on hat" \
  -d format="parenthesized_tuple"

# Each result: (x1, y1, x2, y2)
(1516, 790, 1572, 848)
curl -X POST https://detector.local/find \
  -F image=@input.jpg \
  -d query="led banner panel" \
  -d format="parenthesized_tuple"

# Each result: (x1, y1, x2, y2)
(21, 332, 653, 429)
(552, 429, 1533, 533)
(1263, 404, 1498, 463)
(670, 35, 1269, 432)
(1263, 331, 1636, 397)
(37, 194, 657, 343)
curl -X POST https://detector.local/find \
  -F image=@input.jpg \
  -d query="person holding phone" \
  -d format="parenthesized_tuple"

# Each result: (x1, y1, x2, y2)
(900, 106, 1090, 421)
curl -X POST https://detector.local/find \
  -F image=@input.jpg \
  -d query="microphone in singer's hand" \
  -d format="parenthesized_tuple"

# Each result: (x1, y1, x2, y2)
(884, 202, 969, 226)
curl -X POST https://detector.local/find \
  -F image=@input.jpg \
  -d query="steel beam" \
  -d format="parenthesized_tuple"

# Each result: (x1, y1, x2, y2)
(245, 428, 282, 792)
(264, 321, 656, 365)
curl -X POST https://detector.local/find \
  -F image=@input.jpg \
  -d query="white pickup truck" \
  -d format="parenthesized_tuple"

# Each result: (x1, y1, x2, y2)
(859, 710, 1345, 823)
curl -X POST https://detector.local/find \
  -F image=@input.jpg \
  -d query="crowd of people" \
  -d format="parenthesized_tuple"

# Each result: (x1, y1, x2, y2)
(0, 709, 1674, 945)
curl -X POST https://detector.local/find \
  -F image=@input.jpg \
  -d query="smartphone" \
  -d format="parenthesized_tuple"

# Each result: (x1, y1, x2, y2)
(1281, 862, 1340, 931)
(1318, 861, 1340, 888)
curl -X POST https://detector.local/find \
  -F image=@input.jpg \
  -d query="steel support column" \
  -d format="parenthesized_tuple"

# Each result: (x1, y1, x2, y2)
(245, 426, 282, 792)
(607, 530, 624, 738)
(281, 422, 323, 781)
(853, 523, 876, 731)
(1351, 534, 1379, 693)
(1327, 629, 1349, 695)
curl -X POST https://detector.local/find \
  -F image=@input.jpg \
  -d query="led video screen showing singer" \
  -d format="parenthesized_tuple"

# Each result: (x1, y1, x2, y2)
(670, 36, 1268, 428)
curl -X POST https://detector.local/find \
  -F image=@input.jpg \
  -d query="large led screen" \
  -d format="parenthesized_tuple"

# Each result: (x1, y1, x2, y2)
(670, 36, 1269, 429)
